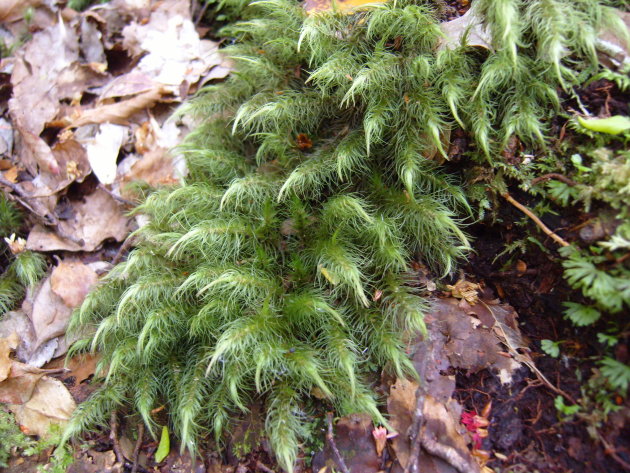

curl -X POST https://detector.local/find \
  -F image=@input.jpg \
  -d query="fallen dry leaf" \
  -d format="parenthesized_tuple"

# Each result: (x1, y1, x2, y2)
(430, 298, 521, 381)
(21, 260, 99, 356)
(50, 260, 99, 308)
(64, 86, 167, 128)
(0, 0, 42, 23)
(46, 353, 100, 385)
(96, 71, 159, 101)
(121, 0, 227, 95)
(0, 332, 62, 404)
(8, 375, 76, 438)
(0, 332, 19, 381)
(312, 413, 380, 473)
(28, 278, 73, 351)
(388, 379, 478, 473)
(27, 189, 130, 252)
(81, 123, 127, 184)
(439, 4, 491, 51)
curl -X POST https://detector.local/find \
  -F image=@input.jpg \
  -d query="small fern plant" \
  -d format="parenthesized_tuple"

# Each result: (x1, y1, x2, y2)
(63, 0, 624, 470)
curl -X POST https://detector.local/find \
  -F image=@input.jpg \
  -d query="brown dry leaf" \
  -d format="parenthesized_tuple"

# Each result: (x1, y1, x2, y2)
(8, 375, 76, 437)
(312, 413, 380, 473)
(439, 4, 491, 51)
(119, 147, 181, 192)
(26, 189, 130, 252)
(387, 378, 478, 473)
(0, 0, 42, 23)
(430, 298, 521, 380)
(4, 166, 18, 183)
(120, 0, 228, 95)
(67, 450, 117, 473)
(45, 353, 100, 384)
(0, 332, 60, 404)
(50, 261, 99, 307)
(96, 71, 159, 101)
(446, 279, 480, 305)
(64, 86, 167, 128)
(10, 19, 79, 155)
(28, 278, 73, 351)
(0, 332, 20, 381)
(303, 0, 386, 14)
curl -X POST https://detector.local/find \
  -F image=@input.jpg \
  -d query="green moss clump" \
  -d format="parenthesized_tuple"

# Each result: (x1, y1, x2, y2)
(64, 0, 624, 470)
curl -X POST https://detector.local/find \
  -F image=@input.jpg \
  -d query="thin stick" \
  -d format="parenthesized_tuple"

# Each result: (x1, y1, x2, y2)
(112, 236, 136, 265)
(0, 175, 85, 246)
(502, 192, 570, 247)
(325, 412, 350, 473)
(98, 183, 136, 206)
(405, 388, 425, 473)
(110, 411, 125, 465)
(256, 461, 276, 473)
(530, 173, 577, 188)
(131, 423, 145, 473)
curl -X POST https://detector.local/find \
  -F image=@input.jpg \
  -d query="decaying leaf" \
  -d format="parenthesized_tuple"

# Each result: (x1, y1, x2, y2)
(8, 375, 76, 438)
(446, 278, 481, 305)
(0, 332, 19, 381)
(312, 413, 380, 473)
(27, 189, 130, 252)
(439, 4, 491, 51)
(0, 332, 61, 404)
(63, 86, 168, 129)
(50, 260, 99, 308)
(387, 377, 479, 473)
(81, 123, 127, 185)
(0, 0, 42, 23)
(121, 0, 228, 95)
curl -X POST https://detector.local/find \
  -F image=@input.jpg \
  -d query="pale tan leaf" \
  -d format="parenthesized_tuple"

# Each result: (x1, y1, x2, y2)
(26, 189, 130, 252)
(8, 376, 76, 438)
(64, 86, 167, 128)
(50, 261, 99, 308)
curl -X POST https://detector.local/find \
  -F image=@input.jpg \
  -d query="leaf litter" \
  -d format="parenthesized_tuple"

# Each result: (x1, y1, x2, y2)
(0, 0, 230, 454)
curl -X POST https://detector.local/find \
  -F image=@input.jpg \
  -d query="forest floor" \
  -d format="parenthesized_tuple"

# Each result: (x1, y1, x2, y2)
(0, 0, 628, 472)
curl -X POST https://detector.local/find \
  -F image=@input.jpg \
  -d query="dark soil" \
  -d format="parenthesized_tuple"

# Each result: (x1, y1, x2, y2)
(454, 174, 630, 472)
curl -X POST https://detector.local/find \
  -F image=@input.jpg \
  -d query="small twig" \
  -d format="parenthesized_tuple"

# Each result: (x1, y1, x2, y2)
(131, 423, 144, 473)
(0, 174, 85, 246)
(421, 435, 475, 473)
(502, 192, 570, 247)
(256, 461, 276, 473)
(405, 388, 425, 473)
(325, 412, 350, 473)
(112, 236, 136, 265)
(194, 0, 210, 26)
(110, 411, 125, 465)
(98, 183, 136, 207)
(598, 431, 630, 471)
(530, 173, 578, 188)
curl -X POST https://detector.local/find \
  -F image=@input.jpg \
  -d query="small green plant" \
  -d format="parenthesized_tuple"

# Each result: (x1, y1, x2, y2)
(0, 410, 74, 472)
(540, 339, 562, 358)
(0, 408, 34, 467)
(0, 195, 46, 316)
(554, 395, 581, 417)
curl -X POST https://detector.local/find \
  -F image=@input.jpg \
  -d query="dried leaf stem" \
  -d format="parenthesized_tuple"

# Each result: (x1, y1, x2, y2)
(502, 192, 570, 247)
(326, 412, 351, 473)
